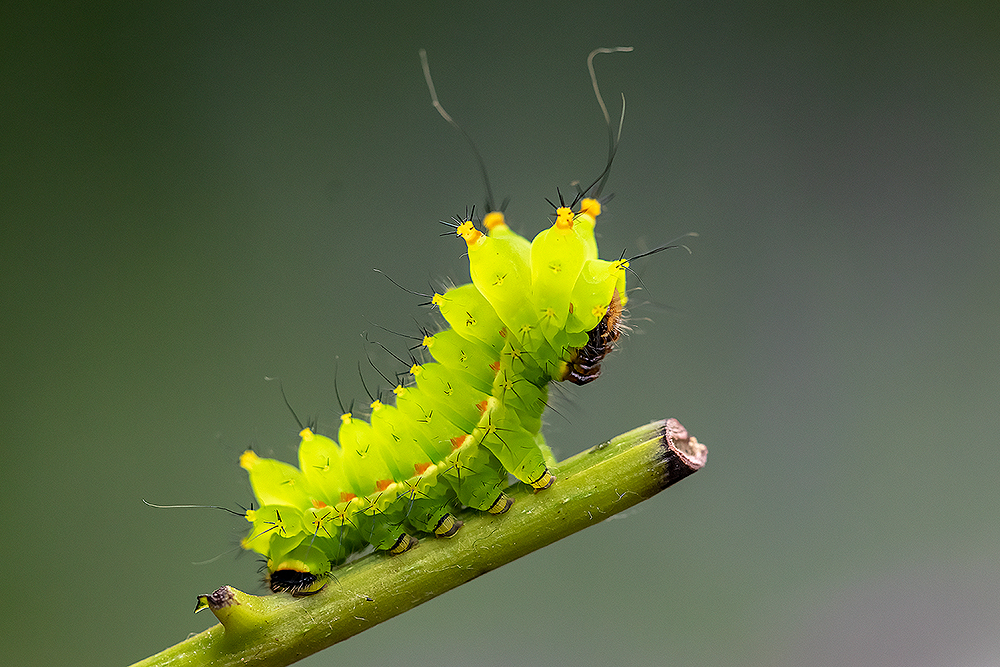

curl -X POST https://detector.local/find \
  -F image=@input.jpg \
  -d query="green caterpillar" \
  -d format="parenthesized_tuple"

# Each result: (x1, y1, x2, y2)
(239, 49, 634, 595)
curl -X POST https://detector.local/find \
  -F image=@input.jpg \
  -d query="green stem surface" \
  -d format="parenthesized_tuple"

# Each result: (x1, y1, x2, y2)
(131, 418, 707, 667)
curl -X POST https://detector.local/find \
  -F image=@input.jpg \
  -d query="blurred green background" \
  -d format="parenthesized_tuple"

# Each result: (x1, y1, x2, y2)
(3, 3, 998, 666)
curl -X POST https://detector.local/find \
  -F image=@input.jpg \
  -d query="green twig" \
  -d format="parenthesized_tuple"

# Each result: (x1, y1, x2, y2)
(130, 418, 707, 667)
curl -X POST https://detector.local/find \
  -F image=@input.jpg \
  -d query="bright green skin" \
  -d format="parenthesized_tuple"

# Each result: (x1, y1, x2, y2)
(240, 201, 627, 590)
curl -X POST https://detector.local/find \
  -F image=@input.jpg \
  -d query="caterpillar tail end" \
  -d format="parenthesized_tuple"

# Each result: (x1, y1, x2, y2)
(529, 469, 556, 491)
(194, 586, 270, 636)
(434, 513, 463, 538)
(267, 569, 328, 596)
(388, 533, 420, 555)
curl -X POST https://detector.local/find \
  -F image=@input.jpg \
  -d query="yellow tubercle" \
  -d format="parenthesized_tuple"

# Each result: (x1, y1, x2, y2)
(370, 399, 384, 411)
(300, 428, 315, 440)
(239, 450, 260, 471)
(340, 412, 352, 424)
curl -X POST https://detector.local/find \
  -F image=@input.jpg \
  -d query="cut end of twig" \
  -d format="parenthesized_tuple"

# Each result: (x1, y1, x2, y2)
(656, 418, 708, 489)
(194, 586, 237, 614)
(195, 585, 270, 636)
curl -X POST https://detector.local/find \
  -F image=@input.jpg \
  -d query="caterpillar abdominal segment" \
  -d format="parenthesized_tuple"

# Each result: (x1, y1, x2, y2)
(240, 49, 637, 594)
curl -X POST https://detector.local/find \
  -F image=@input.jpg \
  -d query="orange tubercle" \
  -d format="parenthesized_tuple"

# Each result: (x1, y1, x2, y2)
(578, 197, 601, 218)
(554, 206, 575, 230)
(457, 220, 484, 247)
(483, 211, 506, 230)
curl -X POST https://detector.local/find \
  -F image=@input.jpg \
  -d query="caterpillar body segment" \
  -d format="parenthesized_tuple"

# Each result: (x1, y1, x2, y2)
(241, 44, 641, 592)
